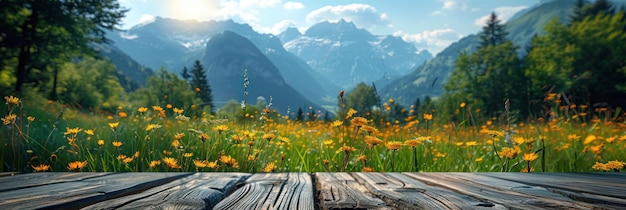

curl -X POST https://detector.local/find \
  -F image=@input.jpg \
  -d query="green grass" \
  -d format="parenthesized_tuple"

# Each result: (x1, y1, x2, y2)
(1, 96, 625, 173)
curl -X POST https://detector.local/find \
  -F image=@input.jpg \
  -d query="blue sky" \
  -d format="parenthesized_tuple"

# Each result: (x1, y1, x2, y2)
(118, 0, 539, 54)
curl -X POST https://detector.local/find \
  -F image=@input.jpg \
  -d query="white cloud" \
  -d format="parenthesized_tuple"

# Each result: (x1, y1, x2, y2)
(474, 6, 528, 26)
(306, 4, 390, 30)
(270, 19, 298, 35)
(443, 1, 456, 10)
(394, 28, 462, 55)
(240, 0, 281, 8)
(138, 14, 156, 24)
(284, 1, 304, 10)
(440, 0, 468, 11)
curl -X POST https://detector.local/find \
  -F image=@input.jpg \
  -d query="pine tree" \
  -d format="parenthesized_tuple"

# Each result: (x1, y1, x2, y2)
(181, 66, 191, 82)
(189, 60, 213, 113)
(0, 0, 127, 95)
(478, 12, 509, 49)
(569, 0, 587, 23)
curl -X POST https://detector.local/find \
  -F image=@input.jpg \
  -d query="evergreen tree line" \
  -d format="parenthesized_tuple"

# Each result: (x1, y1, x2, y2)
(443, 0, 626, 122)
(341, 0, 626, 125)
(0, 1, 217, 114)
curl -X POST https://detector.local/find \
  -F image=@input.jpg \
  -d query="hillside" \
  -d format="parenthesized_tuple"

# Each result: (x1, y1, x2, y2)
(381, 0, 578, 106)
(203, 31, 322, 113)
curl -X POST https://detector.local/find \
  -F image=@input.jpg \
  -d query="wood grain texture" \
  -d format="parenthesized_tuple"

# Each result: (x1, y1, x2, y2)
(0, 172, 624, 209)
(0, 172, 109, 192)
(213, 173, 314, 210)
(480, 172, 626, 208)
(404, 172, 595, 209)
(315, 172, 389, 209)
(352, 172, 490, 209)
(0, 172, 191, 209)
(81, 173, 249, 209)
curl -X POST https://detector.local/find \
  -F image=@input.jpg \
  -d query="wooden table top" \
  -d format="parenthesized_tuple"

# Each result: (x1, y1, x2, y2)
(0, 172, 624, 209)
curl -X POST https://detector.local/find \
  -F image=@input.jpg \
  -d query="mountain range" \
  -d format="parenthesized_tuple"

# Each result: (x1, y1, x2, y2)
(101, 0, 620, 111)
(280, 19, 432, 89)
(202, 31, 320, 113)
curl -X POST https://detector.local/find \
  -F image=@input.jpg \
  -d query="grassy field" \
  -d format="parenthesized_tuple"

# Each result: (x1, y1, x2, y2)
(2, 95, 625, 173)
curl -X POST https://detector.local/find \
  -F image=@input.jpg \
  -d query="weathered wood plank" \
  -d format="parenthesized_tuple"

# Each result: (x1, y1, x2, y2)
(81, 173, 249, 209)
(0, 172, 191, 209)
(315, 172, 389, 209)
(404, 172, 596, 209)
(480, 173, 626, 208)
(352, 172, 494, 209)
(0, 172, 110, 192)
(0, 172, 19, 178)
(213, 173, 314, 210)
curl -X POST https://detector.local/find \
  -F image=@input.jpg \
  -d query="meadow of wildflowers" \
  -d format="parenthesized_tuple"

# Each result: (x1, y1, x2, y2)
(1, 94, 625, 173)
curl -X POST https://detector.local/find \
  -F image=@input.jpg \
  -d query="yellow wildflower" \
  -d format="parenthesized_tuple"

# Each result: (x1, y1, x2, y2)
(475, 157, 483, 162)
(336, 144, 357, 154)
(263, 133, 276, 141)
(213, 125, 230, 134)
(219, 155, 239, 169)
(605, 160, 625, 170)
(112, 141, 123, 147)
(345, 108, 357, 119)
(118, 111, 128, 118)
(27, 116, 35, 122)
(385, 141, 404, 150)
(277, 136, 291, 145)
(522, 153, 539, 161)
(122, 157, 134, 164)
(116, 153, 126, 159)
(2, 114, 17, 125)
(162, 157, 181, 169)
(331, 120, 343, 127)
(174, 133, 185, 140)
(364, 136, 383, 146)
(83, 129, 94, 136)
(362, 167, 374, 172)
(262, 162, 276, 173)
(592, 162, 608, 171)
(460, 102, 466, 108)
(63, 127, 82, 136)
(198, 133, 209, 142)
(67, 161, 88, 171)
(567, 134, 580, 140)
(361, 125, 378, 134)
(193, 160, 208, 168)
(145, 124, 162, 131)
(138, 107, 148, 113)
(583, 134, 597, 145)
(97, 139, 105, 146)
(183, 153, 194, 158)
(32, 164, 50, 172)
(484, 130, 504, 137)
(4, 96, 20, 105)
(232, 134, 245, 143)
(207, 161, 218, 169)
(163, 150, 173, 156)
(173, 107, 184, 115)
(171, 140, 180, 148)
(108, 122, 120, 131)
(350, 117, 369, 127)
(149, 160, 161, 168)
(405, 139, 421, 148)
(465, 141, 479, 147)
(499, 146, 520, 159)
(423, 113, 433, 121)
(356, 155, 367, 162)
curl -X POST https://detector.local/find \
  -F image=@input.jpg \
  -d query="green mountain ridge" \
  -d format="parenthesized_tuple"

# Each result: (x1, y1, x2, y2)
(381, 0, 578, 106)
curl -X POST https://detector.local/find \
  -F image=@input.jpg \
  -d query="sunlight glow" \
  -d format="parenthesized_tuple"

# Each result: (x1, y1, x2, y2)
(166, 0, 218, 21)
